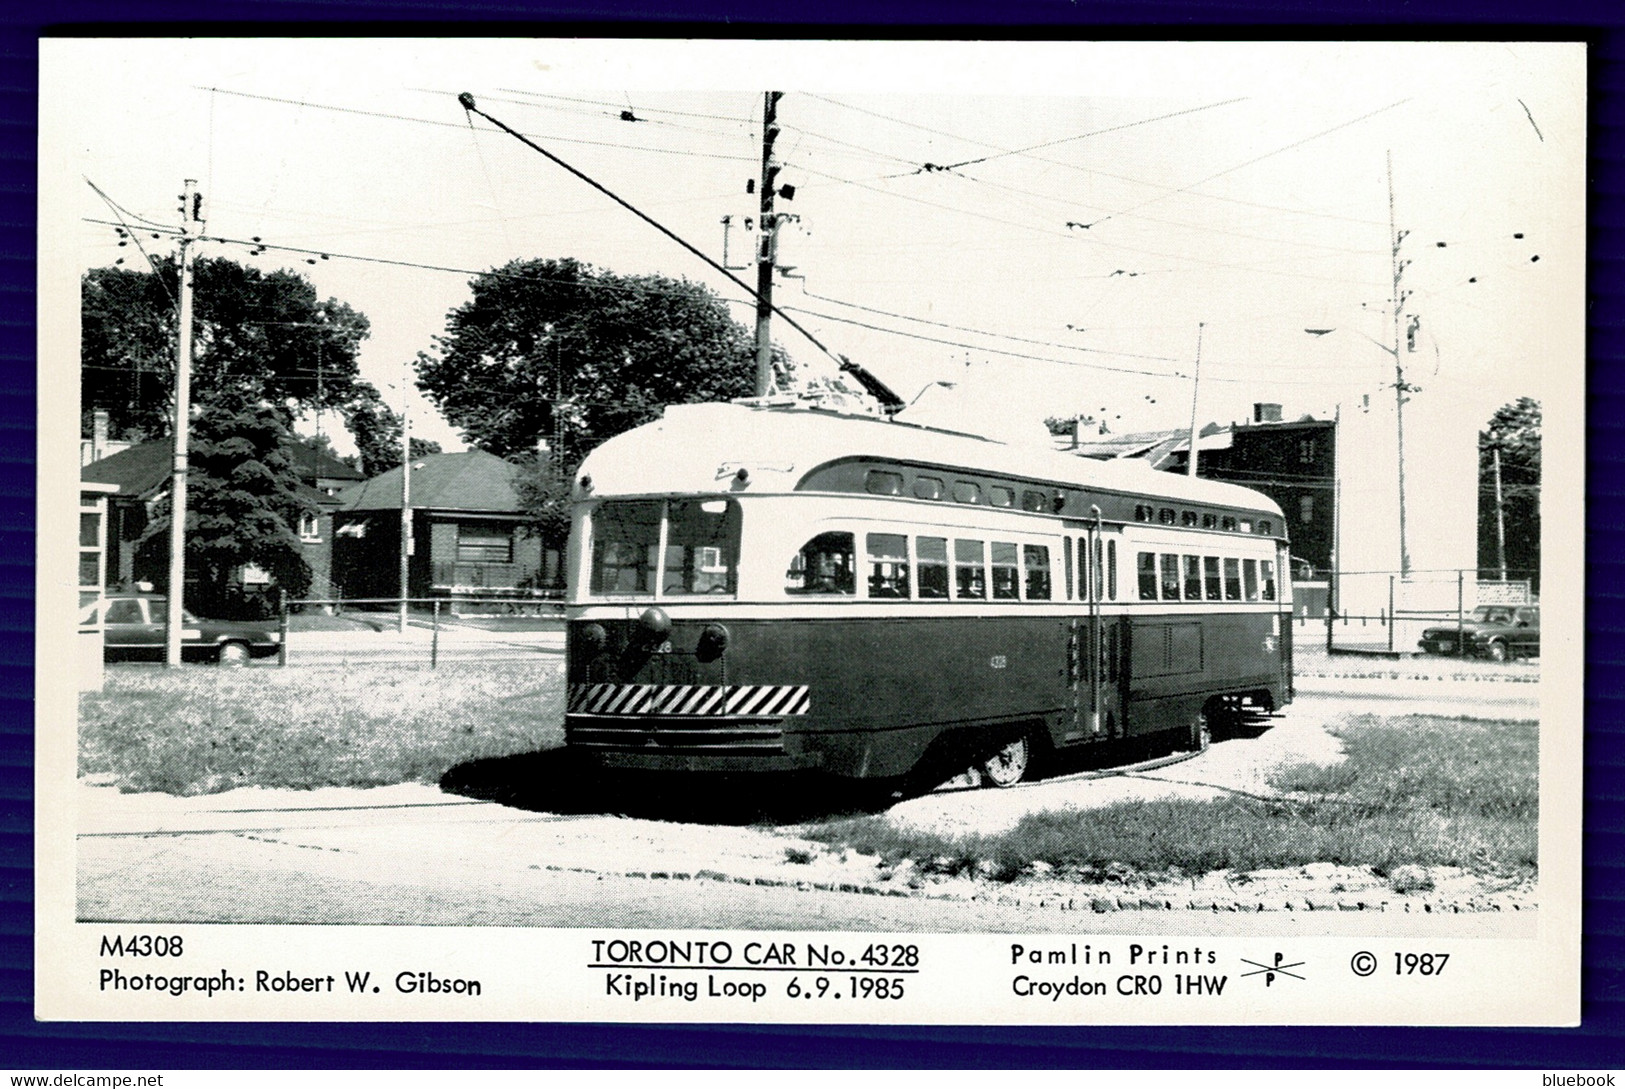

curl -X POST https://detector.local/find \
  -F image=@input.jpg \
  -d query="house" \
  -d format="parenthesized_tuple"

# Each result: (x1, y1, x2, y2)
(79, 436, 363, 606)
(329, 450, 553, 602)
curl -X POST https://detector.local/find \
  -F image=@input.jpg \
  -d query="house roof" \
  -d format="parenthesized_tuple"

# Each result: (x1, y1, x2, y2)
(334, 450, 524, 514)
(82, 436, 364, 497)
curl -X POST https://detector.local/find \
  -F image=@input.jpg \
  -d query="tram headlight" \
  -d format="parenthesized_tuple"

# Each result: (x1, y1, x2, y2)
(578, 622, 608, 659)
(638, 606, 673, 643)
(696, 623, 729, 662)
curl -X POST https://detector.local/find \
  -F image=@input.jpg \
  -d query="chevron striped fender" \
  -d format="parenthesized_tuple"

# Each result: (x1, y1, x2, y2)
(567, 683, 811, 718)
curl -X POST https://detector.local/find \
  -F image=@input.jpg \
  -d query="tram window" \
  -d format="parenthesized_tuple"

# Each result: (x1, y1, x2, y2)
(954, 539, 987, 599)
(1063, 536, 1074, 599)
(785, 531, 856, 595)
(1221, 515, 1238, 531)
(989, 486, 1015, 508)
(1135, 504, 1153, 523)
(1182, 510, 1198, 527)
(1160, 553, 1181, 600)
(1107, 541, 1117, 599)
(864, 470, 904, 496)
(914, 476, 944, 501)
(1158, 508, 1176, 525)
(1261, 560, 1277, 601)
(1224, 557, 1242, 600)
(1239, 520, 1253, 534)
(590, 499, 662, 594)
(1259, 520, 1272, 535)
(952, 481, 981, 504)
(1077, 538, 1090, 600)
(916, 536, 950, 599)
(1137, 552, 1157, 601)
(866, 533, 911, 598)
(1203, 556, 1222, 601)
(1024, 545, 1052, 600)
(1243, 558, 1260, 601)
(1021, 490, 1047, 513)
(992, 542, 1021, 599)
(663, 499, 741, 595)
(1202, 513, 1218, 529)
(1183, 555, 1202, 600)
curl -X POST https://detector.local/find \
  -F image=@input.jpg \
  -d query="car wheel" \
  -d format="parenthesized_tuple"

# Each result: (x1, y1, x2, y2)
(981, 735, 1031, 788)
(217, 641, 250, 666)
(1185, 709, 1212, 753)
(1484, 640, 1508, 663)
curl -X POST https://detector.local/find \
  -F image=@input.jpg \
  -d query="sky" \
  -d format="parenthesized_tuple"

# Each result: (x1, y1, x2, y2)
(43, 39, 1585, 455)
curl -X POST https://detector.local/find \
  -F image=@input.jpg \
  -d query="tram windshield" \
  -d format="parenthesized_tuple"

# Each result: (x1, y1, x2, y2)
(589, 498, 741, 596)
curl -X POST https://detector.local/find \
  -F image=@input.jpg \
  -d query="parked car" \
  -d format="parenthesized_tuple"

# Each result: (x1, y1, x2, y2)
(1418, 604, 1539, 661)
(81, 593, 281, 664)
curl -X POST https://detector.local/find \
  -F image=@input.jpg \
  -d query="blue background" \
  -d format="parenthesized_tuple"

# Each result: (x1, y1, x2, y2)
(3, 6, 1620, 1068)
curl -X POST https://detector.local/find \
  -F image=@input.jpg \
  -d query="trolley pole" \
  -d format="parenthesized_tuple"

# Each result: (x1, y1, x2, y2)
(164, 179, 203, 667)
(753, 91, 783, 398)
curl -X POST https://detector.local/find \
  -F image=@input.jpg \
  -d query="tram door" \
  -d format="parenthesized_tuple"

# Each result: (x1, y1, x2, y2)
(1067, 530, 1124, 742)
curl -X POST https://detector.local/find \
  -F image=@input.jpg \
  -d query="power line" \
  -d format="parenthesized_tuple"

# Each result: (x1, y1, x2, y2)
(937, 96, 1249, 171)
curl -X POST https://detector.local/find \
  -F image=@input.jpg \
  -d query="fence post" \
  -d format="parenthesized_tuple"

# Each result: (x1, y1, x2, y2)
(1324, 598, 1333, 653)
(278, 599, 289, 667)
(431, 599, 441, 669)
(1457, 569, 1466, 657)
(1387, 575, 1396, 653)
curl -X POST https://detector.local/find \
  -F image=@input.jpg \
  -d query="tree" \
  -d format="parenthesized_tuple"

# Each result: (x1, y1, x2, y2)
(417, 258, 760, 466)
(1479, 397, 1540, 585)
(82, 256, 373, 440)
(135, 390, 316, 613)
(343, 359, 443, 477)
(511, 451, 574, 554)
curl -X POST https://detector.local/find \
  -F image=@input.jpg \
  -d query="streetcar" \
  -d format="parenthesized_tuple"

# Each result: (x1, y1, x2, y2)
(561, 398, 1293, 791)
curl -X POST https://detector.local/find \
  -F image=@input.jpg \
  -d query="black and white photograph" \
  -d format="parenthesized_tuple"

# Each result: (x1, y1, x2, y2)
(36, 37, 1583, 1025)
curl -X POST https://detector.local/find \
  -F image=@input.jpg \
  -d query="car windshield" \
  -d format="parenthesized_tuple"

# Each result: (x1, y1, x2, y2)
(1471, 606, 1515, 623)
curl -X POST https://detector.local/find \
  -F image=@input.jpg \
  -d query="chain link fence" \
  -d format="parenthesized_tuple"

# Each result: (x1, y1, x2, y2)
(1295, 569, 1537, 658)
(277, 595, 566, 670)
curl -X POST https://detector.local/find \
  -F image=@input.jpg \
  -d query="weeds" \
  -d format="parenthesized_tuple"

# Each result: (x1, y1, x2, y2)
(802, 714, 1537, 882)
(79, 662, 564, 795)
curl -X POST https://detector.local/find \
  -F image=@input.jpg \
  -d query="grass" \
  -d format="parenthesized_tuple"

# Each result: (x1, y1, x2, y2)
(802, 714, 1538, 883)
(79, 662, 565, 795)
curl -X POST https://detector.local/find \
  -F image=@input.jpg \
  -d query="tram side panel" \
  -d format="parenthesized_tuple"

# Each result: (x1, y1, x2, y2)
(1122, 610, 1286, 735)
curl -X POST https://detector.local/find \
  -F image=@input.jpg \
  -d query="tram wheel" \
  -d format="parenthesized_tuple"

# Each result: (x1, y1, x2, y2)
(1185, 710, 1212, 754)
(981, 735, 1031, 788)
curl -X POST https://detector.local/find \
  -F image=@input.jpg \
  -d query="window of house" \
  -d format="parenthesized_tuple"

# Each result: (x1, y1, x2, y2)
(913, 476, 944, 500)
(916, 536, 950, 599)
(1243, 558, 1260, 601)
(991, 542, 1021, 600)
(1024, 545, 1052, 600)
(955, 539, 987, 599)
(864, 470, 904, 496)
(1183, 555, 1202, 601)
(1160, 553, 1181, 600)
(866, 533, 910, 598)
(1299, 438, 1317, 463)
(952, 481, 981, 504)
(786, 531, 855, 595)
(988, 486, 1015, 508)
(299, 512, 321, 542)
(1138, 551, 1158, 601)
(662, 499, 741, 595)
(458, 523, 513, 563)
(1299, 496, 1314, 523)
(590, 500, 661, 594)
(1204, 556, 1222, 601)
(1224, 557, 1242, 600)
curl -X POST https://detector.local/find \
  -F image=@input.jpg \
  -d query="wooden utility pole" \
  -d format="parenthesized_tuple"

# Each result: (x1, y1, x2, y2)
(165, 179, 202, 666)
(1492, 443, 1509, 581)
(1387, 151, 1414, 578)
(398, 362, 413, 635)
(753, 91, 783, 397)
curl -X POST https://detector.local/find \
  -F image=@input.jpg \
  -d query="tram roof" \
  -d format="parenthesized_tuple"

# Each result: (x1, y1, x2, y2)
(578, 401, 1283, 518)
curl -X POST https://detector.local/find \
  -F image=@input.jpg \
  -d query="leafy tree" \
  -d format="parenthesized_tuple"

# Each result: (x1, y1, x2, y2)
(418, 258, 762, 465)
(511, 451, 574, 554)
(1478, 397, 1540, 585)
(343, 360, 443, 477)
(82, 256, 372, 440)
(135, 390, 316, 613)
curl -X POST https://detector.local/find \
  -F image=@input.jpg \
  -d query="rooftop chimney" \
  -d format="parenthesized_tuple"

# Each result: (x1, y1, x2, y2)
(1253, 402, 1283, 424)
(92, 409, 109, 460)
